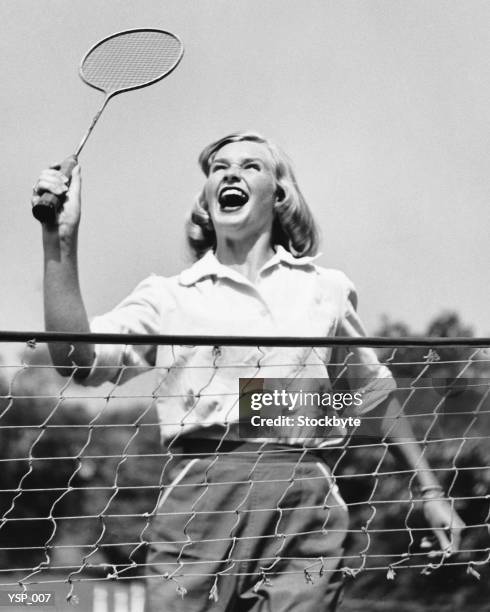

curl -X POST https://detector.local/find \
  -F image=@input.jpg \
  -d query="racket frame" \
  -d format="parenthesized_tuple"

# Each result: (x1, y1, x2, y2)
(78, 27, 185, 96)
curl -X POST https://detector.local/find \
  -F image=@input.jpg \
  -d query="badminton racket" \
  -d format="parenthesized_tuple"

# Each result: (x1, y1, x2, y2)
(32, 28, 184, 224)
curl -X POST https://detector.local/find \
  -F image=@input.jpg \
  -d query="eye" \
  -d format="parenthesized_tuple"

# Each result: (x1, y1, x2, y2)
(210, 163, 226, 173)
(244, 162, 261, 171)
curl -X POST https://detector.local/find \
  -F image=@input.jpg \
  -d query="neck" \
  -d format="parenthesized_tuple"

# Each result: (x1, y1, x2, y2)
(215, 233, 274, 283)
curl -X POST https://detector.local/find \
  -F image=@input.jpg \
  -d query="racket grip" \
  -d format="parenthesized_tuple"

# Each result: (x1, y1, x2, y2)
(32, 155, 78, 224)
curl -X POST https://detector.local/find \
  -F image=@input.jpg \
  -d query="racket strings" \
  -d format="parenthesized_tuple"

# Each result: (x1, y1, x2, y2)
(81, 30, 183, 93)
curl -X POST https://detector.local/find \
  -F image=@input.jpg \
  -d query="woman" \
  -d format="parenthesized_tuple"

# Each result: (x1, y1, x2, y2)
(32, 132, 464, 611)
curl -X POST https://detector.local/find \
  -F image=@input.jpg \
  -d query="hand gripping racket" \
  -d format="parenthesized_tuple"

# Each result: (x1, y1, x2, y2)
(32, 28, 184, 224)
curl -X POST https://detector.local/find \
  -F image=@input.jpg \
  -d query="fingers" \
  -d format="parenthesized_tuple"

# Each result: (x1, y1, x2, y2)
(429, 521, 464, 557)
(448, 521, 464, 553)
(33, 168, 69, 197)
(31, 162, 82, 229)
(431, 527, 453, 555)
(32, 165, 81, 203)
(422, 498, 466, 557)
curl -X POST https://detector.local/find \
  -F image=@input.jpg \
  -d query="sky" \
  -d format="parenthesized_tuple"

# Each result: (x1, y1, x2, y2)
(1, 0, 489, 338)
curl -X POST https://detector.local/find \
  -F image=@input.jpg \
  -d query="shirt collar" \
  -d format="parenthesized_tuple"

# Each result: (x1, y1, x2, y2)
(260, 245, 321, 272)
(178, 245, 321, 287)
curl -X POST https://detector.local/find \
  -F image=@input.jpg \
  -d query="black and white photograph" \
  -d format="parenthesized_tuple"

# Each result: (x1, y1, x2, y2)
(0, 2, 489, 611)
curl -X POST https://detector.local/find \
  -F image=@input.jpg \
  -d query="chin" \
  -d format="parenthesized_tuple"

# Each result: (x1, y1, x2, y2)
(214, 209, 248, 226)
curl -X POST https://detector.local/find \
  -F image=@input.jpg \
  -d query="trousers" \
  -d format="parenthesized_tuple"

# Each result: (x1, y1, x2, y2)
(145, 442, 348, 612)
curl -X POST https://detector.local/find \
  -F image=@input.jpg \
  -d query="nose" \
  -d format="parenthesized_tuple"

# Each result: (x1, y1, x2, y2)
(223, 164, 241, 182)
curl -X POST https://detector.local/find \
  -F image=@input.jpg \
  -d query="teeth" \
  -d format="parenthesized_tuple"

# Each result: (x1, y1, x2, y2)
(218, 186, 248, 209)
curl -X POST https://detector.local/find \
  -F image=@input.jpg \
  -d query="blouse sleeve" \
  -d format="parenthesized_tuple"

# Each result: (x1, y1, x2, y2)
(329, 274, 396, 415)
(81, 275, 172, 386)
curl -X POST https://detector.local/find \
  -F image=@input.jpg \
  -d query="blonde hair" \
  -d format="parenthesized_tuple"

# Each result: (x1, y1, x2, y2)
(186, 132, 320, 260)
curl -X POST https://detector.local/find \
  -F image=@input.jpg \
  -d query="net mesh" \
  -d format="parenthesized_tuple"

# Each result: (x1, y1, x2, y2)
(0, 334, 488, 609)
(81, 30, 183, 93)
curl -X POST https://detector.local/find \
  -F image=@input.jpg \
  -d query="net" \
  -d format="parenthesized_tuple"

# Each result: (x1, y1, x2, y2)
(0, 332, 488, 609)
(81, 29, 184, 94)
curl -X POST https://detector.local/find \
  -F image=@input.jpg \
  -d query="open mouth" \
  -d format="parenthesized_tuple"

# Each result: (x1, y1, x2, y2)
(218, 187, 249, 211)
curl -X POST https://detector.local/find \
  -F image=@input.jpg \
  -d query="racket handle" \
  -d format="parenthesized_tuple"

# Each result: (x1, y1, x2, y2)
(32, 155, 78, 224)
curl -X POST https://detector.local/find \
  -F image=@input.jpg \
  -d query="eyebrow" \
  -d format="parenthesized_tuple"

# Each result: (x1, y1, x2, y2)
(211, 157, 264, 165)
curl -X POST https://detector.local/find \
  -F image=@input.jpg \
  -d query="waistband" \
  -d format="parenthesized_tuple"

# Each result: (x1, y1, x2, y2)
(172, 438, 326, 462)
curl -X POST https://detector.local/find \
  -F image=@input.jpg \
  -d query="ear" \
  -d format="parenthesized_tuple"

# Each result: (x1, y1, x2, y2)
(275, 186, 286, 202)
